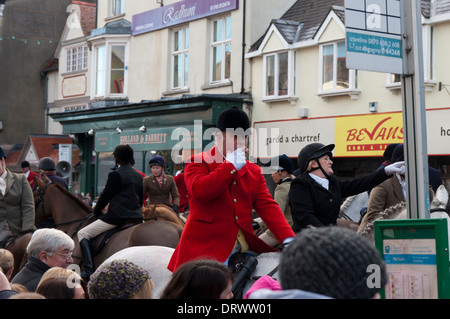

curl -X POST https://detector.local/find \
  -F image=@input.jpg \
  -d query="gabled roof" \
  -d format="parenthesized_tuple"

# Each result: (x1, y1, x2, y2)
(249, 0, 437, 55)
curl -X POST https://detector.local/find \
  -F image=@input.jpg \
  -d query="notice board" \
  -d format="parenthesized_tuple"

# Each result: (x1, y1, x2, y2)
(374, 219, 450, 299)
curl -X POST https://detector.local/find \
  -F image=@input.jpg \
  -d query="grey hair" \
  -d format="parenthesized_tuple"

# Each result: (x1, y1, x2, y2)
(26, 229, 75, 258)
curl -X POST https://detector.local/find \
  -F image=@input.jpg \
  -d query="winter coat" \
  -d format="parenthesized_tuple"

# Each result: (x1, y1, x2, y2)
(11, 257, 50, 292)
(0, 169, 35, 235)
(94, 164, 143, 225)
(289, 168, 390, 232)
(143, 174, 180, 207)
(167, 146, 295, 272)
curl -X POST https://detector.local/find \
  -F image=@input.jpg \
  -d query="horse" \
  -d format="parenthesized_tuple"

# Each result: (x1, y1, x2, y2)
(142, 204, 184, 228)
(357, 184, 450, 242)
(98, 245, 281, 299)
(33, 176, 183, 273)
(1, 231, 33, 279)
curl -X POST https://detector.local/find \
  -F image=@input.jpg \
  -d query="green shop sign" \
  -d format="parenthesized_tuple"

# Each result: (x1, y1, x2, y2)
(95, 125, 199, 152)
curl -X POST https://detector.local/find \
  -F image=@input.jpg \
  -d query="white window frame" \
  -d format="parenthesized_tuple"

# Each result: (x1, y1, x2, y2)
(110, 0, 124, 16)
(171, 26, 189, 90)
(262, 50, 297, 103)
(318, 41, 359, 100)
(64, 45, 89, 73)
(210, 15, 231, 84)
(386, 25, 436, 94)
(90, 37, 129, 99)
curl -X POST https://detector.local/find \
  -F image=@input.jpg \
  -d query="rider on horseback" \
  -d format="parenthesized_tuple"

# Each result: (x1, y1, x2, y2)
(77, 144, 143, 280)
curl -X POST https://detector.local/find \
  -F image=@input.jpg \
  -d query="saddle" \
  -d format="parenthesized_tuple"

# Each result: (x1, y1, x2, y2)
(90, 218, 142, 256)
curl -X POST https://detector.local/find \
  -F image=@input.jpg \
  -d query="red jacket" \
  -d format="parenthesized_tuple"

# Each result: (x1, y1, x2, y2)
(26, 170, 39, 189)
(167, 146, 295, 272)
(174, 172, 188, 213)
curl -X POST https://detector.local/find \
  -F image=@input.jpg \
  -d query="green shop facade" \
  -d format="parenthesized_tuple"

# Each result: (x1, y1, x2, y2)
(51, 94, 252, 196)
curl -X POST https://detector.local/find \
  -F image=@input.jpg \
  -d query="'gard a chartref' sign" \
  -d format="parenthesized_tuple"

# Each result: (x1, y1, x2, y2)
(132, 0, 239, 36)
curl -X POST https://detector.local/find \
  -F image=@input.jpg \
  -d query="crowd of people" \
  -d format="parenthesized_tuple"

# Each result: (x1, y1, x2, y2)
(0, 105, 443, 300)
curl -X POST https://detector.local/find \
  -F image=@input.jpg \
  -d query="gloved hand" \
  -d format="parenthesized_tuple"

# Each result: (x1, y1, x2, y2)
(384, 161, 405, 176)
(226, 148, 247, 171)
(172, 204, 179, 215)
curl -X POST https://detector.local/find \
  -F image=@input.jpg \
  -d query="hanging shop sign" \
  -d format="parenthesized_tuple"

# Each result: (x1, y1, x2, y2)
(132, 0, 239, 35)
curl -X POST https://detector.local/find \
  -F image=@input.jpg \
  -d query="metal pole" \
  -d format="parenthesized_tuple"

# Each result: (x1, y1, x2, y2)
(401, 0, 430, 219)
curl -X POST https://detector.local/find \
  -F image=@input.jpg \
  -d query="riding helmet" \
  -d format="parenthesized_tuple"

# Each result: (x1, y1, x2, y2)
(38, 157, 56, 171)
(297, 143, 335, 174)
(0, 146, 6, 159)
(269, 154, 294, 174)
(148, 155, 165, 167)
(113, 144, 134, 163)
(216, 106, 250, 132)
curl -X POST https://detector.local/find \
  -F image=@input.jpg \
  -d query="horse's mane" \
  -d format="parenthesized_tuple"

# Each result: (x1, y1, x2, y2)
(358, 201, 406, 237)
(50, 183, 93, 213)
(340, 195, 356, 214)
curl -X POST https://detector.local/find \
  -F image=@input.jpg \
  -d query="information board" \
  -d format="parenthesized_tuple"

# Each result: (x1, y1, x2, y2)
(374, 219, 450, 299)
(345, 0, 403, 73)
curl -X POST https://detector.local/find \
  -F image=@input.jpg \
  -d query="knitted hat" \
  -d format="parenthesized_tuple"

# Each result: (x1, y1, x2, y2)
(87, 259, 151, 299)
(279, 227, 386, 299)
(216, 107, 250, 132)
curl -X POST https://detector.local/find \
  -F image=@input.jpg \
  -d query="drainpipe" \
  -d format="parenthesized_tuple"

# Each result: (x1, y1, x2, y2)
(240, 0, 246, 94)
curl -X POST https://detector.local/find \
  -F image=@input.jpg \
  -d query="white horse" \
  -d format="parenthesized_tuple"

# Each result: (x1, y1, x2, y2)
(339, 192, 369, 223)
(99, 246, 281, 299)
(101, 246, 174, 299)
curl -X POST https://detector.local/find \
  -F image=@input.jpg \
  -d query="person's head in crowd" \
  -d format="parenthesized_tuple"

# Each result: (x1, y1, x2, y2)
(279, 227, 387, 299)
(0, 249, 14, 281)
(36, 276, 85, 299)
(9, 292, 46, 299)
(382, 144, 399, 165)
(269, 154, 294, 184)
(87, 259, 153, 299)
(27, 228, 75, 268)
(37, 267, 86, 297)
(161, 259, 234, 299)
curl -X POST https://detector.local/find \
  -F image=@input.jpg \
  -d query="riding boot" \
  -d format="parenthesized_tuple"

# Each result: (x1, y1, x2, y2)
(79, 238, 94, 280)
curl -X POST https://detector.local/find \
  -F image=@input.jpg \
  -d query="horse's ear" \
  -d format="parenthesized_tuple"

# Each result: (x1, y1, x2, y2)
(43, 174, 51, 184)
(34, 175, 45, 189)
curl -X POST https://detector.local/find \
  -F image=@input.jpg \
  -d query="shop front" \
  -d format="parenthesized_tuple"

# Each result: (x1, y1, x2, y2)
(252, 108, 450, 187)
(51, 94, 251, 196)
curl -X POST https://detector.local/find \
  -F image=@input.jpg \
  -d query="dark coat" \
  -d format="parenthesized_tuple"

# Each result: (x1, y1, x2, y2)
(94, 164, 143, 225)
(11, 256, 50, 292)
(289, 168, 390, 232)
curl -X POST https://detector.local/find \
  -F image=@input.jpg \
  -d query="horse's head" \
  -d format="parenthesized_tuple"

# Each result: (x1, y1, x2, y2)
(33, 175, 54, 225)
(430, 185, 450, 215)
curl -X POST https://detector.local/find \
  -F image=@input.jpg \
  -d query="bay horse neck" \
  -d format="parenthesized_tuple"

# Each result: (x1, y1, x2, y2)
(44, 184, 92, 234)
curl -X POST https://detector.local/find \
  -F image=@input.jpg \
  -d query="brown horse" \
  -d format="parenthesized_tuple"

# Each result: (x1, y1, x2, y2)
(142, 204, 184, 228)
(2, 231, 32, 279)
(33, 176, 182, 271)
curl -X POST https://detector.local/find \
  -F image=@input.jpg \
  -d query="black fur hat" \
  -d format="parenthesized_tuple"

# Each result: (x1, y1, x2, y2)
(216, 107, 250, 132)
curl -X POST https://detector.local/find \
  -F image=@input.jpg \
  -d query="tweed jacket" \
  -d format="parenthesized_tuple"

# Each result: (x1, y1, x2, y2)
(366, 174, 405, 218)
(143, 174, 180, 207)
(0, 169, 35, 235)
(167, 146, 295, 272)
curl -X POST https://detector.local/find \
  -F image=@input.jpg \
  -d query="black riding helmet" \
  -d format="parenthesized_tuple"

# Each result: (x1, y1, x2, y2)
(297, 143, 335, 177)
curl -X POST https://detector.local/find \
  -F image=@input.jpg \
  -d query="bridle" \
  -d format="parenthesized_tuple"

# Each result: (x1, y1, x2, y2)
(34, 180, 93, 237)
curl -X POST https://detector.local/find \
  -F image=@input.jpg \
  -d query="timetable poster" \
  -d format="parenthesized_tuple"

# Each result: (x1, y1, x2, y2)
(383, 239, 438, 299)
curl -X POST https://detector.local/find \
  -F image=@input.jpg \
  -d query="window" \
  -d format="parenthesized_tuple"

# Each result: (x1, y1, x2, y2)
(111, 0, 124, 16)
(319, 41, 359, 99)
(92, 40, 128, 98)
(172, 26, 189, 89)
(264, 51, 295, 99)
(65, 46, 88, 72)
(211, 15, 231, 83)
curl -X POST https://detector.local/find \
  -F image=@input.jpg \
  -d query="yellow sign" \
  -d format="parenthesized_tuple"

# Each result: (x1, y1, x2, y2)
(334, 112, 403, 157)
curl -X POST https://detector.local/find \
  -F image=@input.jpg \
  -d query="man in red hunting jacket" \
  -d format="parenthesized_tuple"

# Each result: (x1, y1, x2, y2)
(167, 107, 295, 272)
